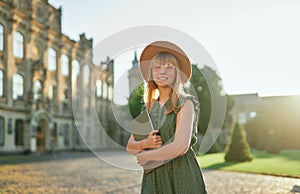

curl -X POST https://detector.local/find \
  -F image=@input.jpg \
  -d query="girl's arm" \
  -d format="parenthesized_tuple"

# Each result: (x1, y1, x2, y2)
(136, 99, 195, 165)
(126, 130, 163, 155)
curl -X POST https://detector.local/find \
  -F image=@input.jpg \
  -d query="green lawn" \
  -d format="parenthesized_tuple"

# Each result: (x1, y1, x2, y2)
(197, 150, 300, 178)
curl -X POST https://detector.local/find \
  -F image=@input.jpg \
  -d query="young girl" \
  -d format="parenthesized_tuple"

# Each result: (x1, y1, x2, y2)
(126, 41, 207, 194)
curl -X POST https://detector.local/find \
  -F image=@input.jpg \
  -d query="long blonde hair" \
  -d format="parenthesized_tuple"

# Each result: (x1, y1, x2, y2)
(144, 52, 185, 114)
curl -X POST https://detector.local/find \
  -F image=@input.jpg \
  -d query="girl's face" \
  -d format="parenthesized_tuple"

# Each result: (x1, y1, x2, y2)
(151, 60, 177, 87)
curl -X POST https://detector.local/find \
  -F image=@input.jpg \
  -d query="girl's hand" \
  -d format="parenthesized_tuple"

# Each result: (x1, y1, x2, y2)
(136, 151, 149, 166)
(145, 130, 163, 149)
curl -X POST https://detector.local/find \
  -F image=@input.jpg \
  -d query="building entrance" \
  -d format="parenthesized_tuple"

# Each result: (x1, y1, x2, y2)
(36, 119, 48, 153)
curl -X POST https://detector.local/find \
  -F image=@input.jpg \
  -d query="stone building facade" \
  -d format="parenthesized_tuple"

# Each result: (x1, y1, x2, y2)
(231, 93, 262, 124)
(0, 0, 115, 154)
(230, 93, 300, 148)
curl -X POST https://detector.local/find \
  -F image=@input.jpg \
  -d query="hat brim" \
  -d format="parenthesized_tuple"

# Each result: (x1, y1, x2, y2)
(139, 41, 191, 84)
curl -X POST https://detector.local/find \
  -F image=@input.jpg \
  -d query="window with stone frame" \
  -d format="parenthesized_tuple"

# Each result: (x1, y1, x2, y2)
(13, 31, 24, 58)
(102, 82, 108, 99)
(96, 80, 102, 97)
(61, 54, 69, 76)
(108, 85, 113, 101)
(33, 80, 42, 101)
(0, 24, 4, 51)
(48, 48, 57, 71)
(72, 60, 80, 83)
(0, 70, 4, 97)
(12, 73, 24, 100)
(0, 116, 4, 145)
(15, 119, 24, 146)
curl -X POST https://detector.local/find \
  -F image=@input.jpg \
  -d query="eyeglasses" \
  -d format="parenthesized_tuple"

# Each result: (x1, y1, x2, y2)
(151, 61, 176, 72)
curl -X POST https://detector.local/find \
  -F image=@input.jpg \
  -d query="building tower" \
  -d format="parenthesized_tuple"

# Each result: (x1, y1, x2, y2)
(128, 51, 143, 95)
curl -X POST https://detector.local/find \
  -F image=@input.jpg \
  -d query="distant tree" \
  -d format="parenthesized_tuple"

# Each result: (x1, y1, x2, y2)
(188, 65, 212, 135)
(225, 122, 252, 162)
(188, 65, 226, 153)
(128, 83, 145, 118)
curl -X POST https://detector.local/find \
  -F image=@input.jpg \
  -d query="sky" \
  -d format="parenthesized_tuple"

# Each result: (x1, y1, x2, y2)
(49, 0, 300, 103)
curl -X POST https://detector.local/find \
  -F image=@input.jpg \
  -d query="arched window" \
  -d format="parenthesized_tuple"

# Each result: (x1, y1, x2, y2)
(0, 24, 4, 51)
(0, 116, 4, 145)
(96, 80, 102, 97)
(48, 48, 57, 71)
(102, 82, 108, 99)
(83, 65, 90, 84)
(0, 70, 4, 97)
(12, 74, 24, 100)
(72, 60, 80, 78)
(108, 85, 113, 101)
(72, 60, 80, 87)
(15, 119, 24, 145)
(33, 80, 42, 101)
(61, 54, 69, 76)
(13, 31, 24, 58)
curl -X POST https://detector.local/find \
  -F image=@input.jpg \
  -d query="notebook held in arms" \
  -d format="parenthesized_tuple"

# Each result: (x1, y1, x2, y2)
(130, 110, 164, 174)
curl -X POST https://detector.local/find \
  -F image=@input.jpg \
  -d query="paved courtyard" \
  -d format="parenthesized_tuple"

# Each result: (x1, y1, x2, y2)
(0, 151, 299, 194)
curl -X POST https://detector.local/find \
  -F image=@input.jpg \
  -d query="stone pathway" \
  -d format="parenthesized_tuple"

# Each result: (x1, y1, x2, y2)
(204, 170, 300, 194)
(0, 151, 299, 193)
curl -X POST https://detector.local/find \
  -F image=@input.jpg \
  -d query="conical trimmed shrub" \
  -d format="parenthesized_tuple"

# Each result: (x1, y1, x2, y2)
(225, 122, 253, 162)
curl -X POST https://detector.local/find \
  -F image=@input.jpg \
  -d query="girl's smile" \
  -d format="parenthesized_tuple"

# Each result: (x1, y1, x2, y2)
(152, 61, 176, 87)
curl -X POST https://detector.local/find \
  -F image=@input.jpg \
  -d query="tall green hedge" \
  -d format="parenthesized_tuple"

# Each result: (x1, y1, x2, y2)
(225, 122, 252, 162)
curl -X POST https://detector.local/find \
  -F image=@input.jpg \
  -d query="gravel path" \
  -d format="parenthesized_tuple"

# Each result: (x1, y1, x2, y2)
(0, 151, 299, 194)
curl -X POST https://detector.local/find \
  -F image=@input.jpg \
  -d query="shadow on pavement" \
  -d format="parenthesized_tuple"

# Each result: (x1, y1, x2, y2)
(204, 161, 239, 170)
(0, 151, 95, 165)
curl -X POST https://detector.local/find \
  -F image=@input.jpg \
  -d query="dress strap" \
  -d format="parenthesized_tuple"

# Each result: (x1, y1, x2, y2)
(176, 95, 200, 146)
(176, 95, 200, 114)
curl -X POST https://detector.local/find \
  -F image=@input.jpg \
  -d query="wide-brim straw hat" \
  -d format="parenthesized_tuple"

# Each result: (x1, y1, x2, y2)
(139, 41, 191, 84)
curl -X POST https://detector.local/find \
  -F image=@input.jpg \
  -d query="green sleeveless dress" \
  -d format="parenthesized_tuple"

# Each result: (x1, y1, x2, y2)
(141, 95, 208, 194)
